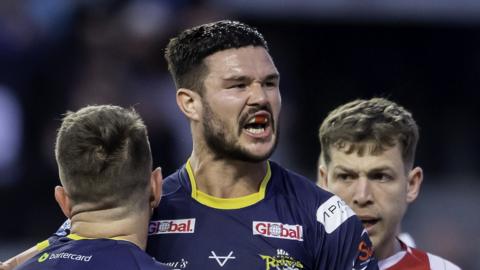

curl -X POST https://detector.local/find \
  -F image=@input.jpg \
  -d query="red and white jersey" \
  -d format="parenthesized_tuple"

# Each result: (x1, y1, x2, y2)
(379, 239, 461, 270)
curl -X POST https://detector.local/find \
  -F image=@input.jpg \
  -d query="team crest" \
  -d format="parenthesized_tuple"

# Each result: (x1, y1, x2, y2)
(259, 249, 304, 270)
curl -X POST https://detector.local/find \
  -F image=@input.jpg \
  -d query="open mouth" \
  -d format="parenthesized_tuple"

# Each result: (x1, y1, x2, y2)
(243, 114, 271, 135)
(359, 217, 380, 229)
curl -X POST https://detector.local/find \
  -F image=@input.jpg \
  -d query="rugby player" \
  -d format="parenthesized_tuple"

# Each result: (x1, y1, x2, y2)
(14, 105, 169, 270)
(144, 20, 377, 269)
(318, 98, 460, 269)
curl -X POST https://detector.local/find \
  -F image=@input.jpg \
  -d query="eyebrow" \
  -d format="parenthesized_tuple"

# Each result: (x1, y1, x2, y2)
(264, 73, 280, 81)
(367, 166, 396, 177)
(333, 165, 394, 174)
(332, 165, 356, 174)
(223, 73, 280, 82)
(368, 166, 395, 173)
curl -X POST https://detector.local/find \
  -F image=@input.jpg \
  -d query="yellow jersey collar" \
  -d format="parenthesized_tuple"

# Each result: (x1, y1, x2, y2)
(185, 159, 271, 210)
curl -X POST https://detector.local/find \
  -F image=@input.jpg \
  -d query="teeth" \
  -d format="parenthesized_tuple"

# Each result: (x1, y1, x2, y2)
(246, 127, 265, 134)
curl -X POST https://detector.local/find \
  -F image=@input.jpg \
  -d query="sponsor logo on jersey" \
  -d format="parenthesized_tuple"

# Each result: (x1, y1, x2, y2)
(149, 218, 195, 235)
(259, 249, 304, 270)
(38, 253, 49, 262)
(316, 195, 355, 234)
(164, 258, 189, 269)
(37, 252, 92, 263)
(357, 239, 374, 261)
(252, 221, 303, 241)
(353, 233, 374, 270)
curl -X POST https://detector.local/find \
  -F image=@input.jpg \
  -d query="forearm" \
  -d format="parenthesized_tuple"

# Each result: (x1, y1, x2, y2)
(0, 246, 39, 270)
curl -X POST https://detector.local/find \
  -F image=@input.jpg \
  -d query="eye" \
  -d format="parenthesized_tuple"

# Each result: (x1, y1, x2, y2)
(227, 83, 247, 89)
(263, 80, 277, 88)
(370, 172, 393, 182)
(336, 173, 354, 181)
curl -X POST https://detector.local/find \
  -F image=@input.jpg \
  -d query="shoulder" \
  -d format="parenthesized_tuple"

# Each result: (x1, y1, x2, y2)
(425, 251, 461, 270)
(162, 168, 185, 196)
(106, 240, 170, 270)
(269, 161, 357, 233)
(382, 243, 461, 270)
(123, 244, 170, 270)
(404, 242, 461, 270)
(269, 160, 333, 204)
(17, 239, 152, 270)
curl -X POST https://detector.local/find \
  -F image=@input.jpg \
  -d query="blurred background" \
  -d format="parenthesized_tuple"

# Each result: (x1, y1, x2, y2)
(1, 0, 479, 268)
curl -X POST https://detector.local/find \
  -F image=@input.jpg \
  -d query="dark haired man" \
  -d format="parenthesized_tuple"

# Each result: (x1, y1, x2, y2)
(318, 98, 460, 269)
(143, 20, 377, 269)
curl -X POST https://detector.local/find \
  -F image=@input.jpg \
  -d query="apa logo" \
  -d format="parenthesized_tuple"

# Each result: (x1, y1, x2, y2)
(253, 221, 303, 241)
(316, 195, 355, 234)
(149, 218, 196, 235)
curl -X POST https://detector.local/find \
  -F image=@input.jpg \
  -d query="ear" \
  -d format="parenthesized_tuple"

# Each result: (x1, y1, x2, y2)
(54, 186, 72, 218)
(318, 164, 329, 189)
(406, 166, 423, 203)
(176, 88, 202, 121)
(150, 167, 163, 209)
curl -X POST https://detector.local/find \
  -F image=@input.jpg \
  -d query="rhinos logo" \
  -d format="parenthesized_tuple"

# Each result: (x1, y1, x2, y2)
(259, 249, 304, 270)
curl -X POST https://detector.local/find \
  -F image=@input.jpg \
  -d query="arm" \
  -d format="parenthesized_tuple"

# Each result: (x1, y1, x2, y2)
(315, 195, 378, 270)
(0, 246, 39, 270)
(1, 219, 71, 270)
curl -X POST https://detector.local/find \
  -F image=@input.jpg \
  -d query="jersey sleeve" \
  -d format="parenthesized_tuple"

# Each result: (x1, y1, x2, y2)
(314, 195, 378, 270)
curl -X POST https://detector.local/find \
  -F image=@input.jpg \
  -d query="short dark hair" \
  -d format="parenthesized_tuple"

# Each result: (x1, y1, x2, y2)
(319, 98, 419, 170)
(165, 20, 268, 93)
(55, 105, 152, 210)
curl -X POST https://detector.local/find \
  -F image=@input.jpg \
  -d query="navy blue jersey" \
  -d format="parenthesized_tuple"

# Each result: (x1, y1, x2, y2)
(147, 160, 378, 270)
(18, 234, 169, 270)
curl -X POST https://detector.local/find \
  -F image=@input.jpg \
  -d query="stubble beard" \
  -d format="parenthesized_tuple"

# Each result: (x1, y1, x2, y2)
(201, 100, 279, 163)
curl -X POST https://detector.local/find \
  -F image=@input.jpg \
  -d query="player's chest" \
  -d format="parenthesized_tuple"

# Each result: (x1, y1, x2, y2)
(148, 202, 314, 270)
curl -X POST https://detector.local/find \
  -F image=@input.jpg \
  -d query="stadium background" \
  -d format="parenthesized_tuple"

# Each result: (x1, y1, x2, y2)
(1, 0, 479, 268)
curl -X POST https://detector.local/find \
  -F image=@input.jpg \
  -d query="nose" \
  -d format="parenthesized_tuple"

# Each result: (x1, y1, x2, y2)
(247, 82, 268, 106)
(352, 178, 373, 207)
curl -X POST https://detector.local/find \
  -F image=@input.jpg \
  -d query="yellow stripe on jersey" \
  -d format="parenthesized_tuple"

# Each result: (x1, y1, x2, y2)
(186, 159, 271, 209)
(67, 233, 89, 240)
(36, 239, 50, 251)
(35, 234, 131, 252)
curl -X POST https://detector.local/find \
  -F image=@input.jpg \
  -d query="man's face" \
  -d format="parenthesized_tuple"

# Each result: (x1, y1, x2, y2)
(198, 46, 281, 162)
(320, 143, 422, 258)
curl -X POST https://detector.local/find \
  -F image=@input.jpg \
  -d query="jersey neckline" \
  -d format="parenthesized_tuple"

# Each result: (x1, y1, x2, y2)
(185, 159, 271, 210)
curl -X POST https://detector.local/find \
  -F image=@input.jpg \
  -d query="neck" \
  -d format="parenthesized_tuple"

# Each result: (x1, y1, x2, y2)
(189, 150, 268, 198)
(376, 235, 402, 261)
(69, 206, 150, 250)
